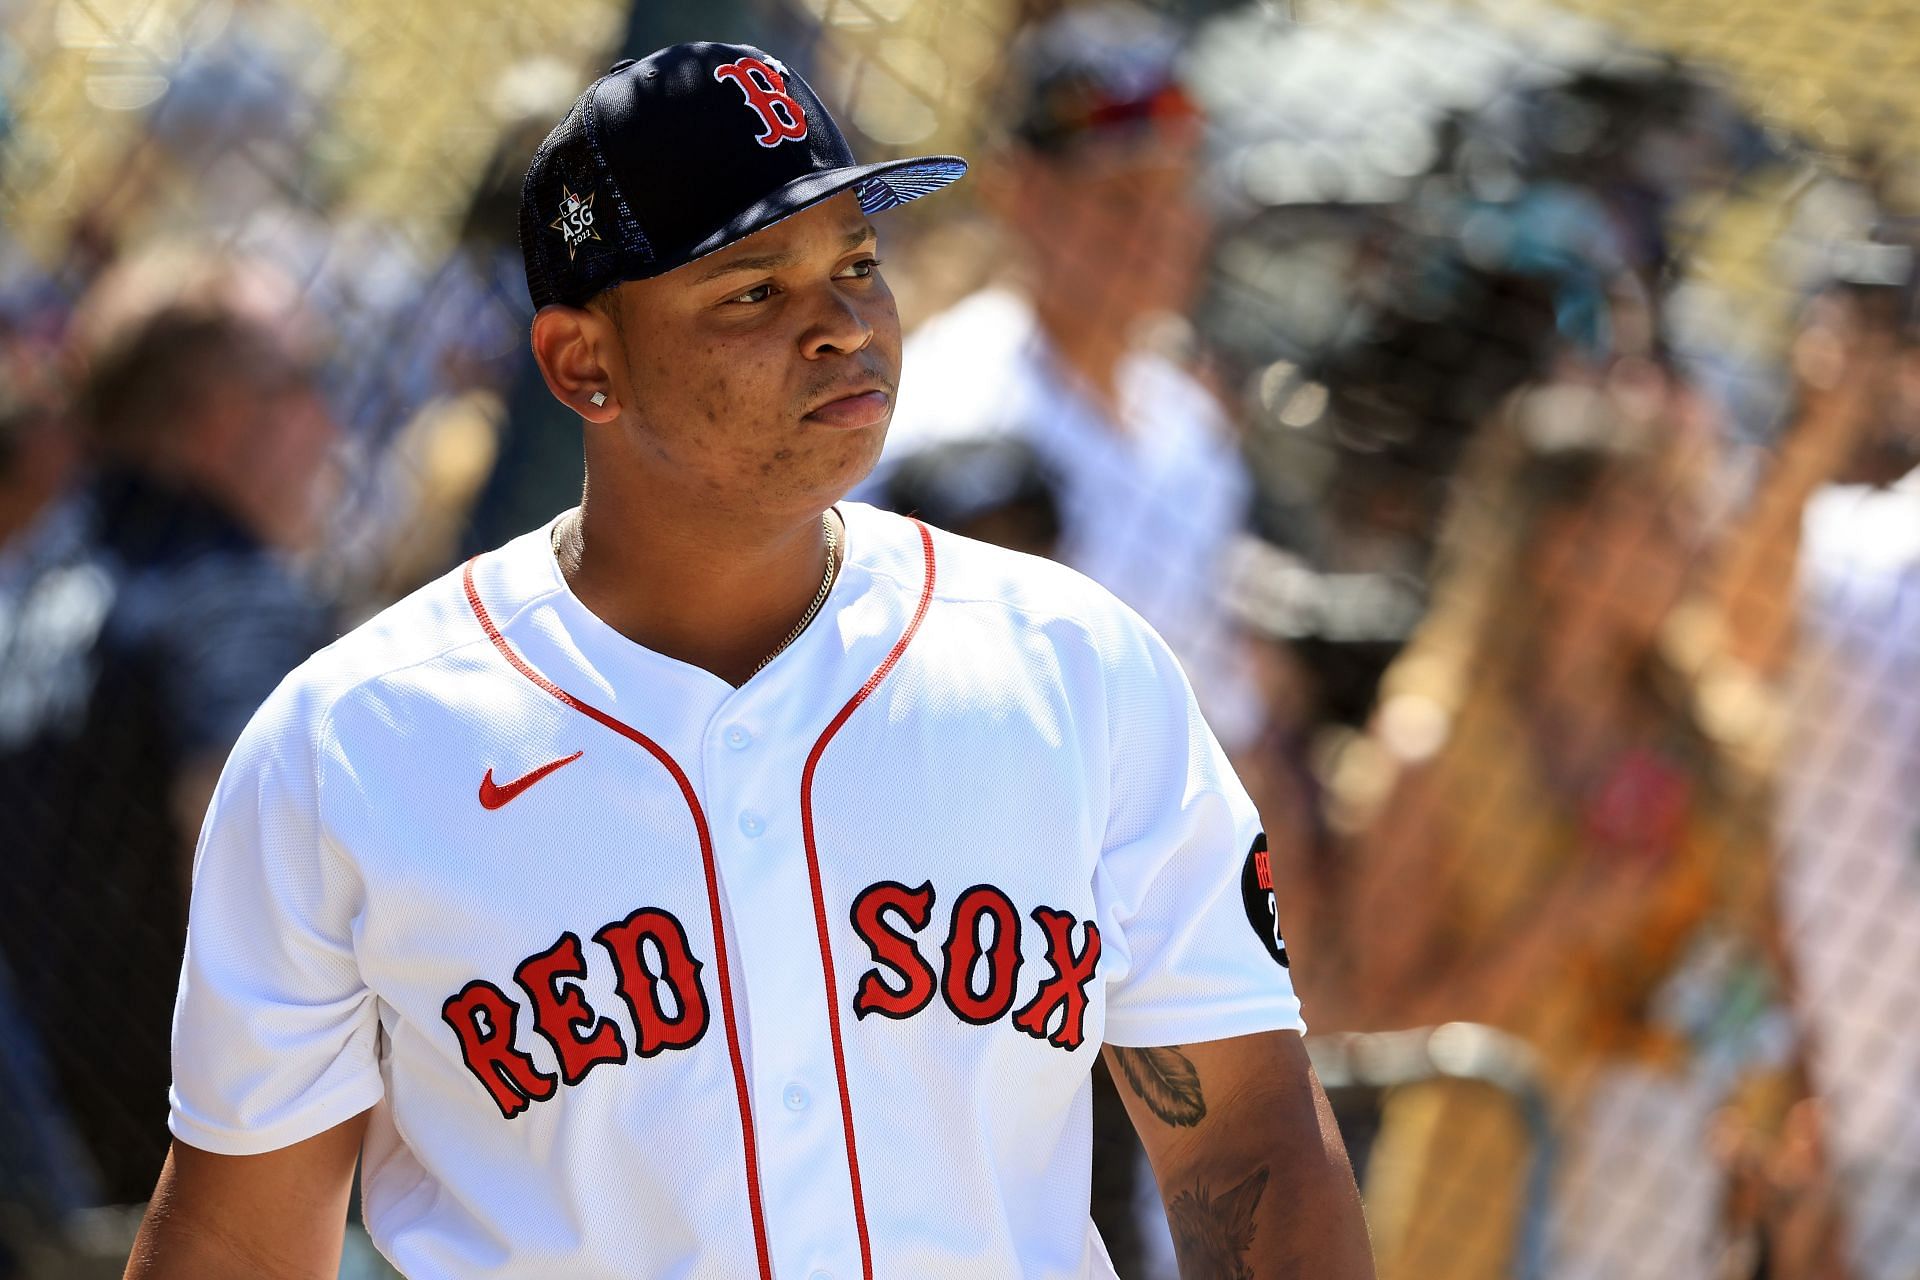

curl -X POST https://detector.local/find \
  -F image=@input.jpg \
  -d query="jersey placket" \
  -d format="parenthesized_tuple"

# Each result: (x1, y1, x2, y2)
(699, 521, 934, 1280)
(701, 698, 863, 1280)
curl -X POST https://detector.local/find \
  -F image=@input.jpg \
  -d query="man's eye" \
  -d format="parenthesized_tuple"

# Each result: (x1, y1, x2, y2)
(729, 283, 776, 305)
(838, 257, 883, 279)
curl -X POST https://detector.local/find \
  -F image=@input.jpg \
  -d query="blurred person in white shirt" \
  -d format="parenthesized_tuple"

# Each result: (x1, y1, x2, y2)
(861, 1, 1262, 756)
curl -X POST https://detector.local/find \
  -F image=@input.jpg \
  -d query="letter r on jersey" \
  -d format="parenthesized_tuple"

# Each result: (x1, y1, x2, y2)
(442, 980, 559, 1119)
(713, 57, 810, 147)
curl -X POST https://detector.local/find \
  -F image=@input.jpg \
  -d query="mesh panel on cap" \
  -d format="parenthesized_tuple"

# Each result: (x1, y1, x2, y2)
(518, 94, 588, 310)
(579, 78, 654, 268)
(520, 91, 639, 310)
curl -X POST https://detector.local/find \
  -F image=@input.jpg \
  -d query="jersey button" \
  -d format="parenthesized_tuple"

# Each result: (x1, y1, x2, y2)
(809, 1271, 833, 1280)
(724, 724, 752, 750)
(739, 811, 766, 838)
(783, 1083, 809, 1111)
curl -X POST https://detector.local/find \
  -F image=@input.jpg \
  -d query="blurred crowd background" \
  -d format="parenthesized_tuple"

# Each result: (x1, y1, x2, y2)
(2, 0, 1918, 1276)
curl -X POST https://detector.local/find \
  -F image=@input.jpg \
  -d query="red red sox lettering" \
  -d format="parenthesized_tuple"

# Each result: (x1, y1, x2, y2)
(443, 881, 1101, 1118)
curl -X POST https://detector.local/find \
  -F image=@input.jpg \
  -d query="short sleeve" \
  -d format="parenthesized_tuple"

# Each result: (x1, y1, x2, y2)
(168, 671, 384, 1155)
(1097, 614, 1305, 1048)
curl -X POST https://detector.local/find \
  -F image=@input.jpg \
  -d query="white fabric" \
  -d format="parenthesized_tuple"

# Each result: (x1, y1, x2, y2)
(170, 502, 1303, 1280)
(861, 287, 1263, 750)
(1776, 472, 1920, 1280)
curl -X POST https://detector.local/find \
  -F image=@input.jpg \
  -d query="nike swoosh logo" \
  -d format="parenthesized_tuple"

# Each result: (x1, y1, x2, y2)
(479, 751, 584, 810)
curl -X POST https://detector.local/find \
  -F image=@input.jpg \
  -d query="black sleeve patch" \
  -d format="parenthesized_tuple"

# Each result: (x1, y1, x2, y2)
(1238, 833, 1289, 968)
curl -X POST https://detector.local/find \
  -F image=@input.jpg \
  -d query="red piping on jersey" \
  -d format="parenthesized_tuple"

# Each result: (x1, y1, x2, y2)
(461, 561, 773, 1280)
(798, 518, 938, 1280)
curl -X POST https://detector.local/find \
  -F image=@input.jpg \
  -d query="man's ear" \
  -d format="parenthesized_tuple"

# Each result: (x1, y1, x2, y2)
(529, 301, 622, 422)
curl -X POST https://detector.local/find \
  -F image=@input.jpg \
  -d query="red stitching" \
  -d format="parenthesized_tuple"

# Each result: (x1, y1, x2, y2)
(798, 519, 937, 1280)
(462, 561, 773, 1280)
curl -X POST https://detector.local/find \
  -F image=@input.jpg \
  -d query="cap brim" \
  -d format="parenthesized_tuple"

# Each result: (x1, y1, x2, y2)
(669, 154, 968, 277)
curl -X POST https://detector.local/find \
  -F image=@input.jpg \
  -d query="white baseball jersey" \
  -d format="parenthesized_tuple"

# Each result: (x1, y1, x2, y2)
(170, 501, 1304, 1280)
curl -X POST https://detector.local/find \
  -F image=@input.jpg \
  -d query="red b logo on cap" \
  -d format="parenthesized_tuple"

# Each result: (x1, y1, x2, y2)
(713, 57, 810, 148)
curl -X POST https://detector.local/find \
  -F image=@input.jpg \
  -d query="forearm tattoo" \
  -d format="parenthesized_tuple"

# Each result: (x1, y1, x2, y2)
(1109, 1044, 1207, 1127)
(1167, 1167, 1270, 1280)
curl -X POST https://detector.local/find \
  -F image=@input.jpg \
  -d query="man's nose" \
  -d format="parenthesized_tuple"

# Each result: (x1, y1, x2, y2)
(799, 284, 873, 358)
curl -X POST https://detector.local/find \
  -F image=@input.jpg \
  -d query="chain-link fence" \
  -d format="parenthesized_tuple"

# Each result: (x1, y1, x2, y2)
(2, 0, 1917, 1276)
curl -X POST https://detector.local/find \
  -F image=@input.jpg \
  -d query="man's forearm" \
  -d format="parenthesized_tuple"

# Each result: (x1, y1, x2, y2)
(125, 1214, 335, 1280)
(1109, 1040, 1375, 1279)
(123, 1129, 365, 1280)
(1161, 1093, 1372, 1277)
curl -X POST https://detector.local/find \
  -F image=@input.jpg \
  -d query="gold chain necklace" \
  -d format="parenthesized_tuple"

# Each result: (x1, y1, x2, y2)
(551, 512, 838, 677)
(751, 513, 837, 676)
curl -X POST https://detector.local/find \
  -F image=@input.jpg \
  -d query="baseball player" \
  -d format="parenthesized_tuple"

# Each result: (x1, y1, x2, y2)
(125, 42, 1373, 1280)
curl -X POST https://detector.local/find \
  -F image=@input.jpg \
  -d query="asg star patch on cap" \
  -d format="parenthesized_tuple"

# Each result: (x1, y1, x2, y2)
(1239, 833, 1288, 968)
(549, 186, 601, 261)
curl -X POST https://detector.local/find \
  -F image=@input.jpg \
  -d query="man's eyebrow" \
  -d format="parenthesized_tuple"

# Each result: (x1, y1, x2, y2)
(695, 224, 878, 283)
(696, 250, 796, 282)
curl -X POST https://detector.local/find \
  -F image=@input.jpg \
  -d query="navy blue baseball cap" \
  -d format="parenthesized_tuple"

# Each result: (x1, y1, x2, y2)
(520, 42, 968, 309)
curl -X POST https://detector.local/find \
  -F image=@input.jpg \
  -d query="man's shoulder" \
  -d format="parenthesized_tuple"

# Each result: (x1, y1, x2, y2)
(903, 286, 1037, 365)
(1797, 474, 1920, 621)
(888, 289, 1043, 442)
(265, 537, 528, 742)
(1804, 472, 1920, 575)
(1120, 345, 1236, 444)
(892, 287, 1237, 457)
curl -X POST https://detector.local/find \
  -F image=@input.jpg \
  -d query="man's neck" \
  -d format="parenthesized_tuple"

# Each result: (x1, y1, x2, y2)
(1030, 290, 1131, 421)
(558, 482, 839, 688)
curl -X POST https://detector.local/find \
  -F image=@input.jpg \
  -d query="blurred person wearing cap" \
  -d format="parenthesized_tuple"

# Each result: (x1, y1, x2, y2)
(861, 1, 1264, 757)
(0, 251, 339, 1214)
(0, 364, 106, 1266)
(126, 41, 1370, 1280)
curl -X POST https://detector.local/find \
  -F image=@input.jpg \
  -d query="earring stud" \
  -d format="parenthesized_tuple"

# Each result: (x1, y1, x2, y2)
(589, 391, 608, 407)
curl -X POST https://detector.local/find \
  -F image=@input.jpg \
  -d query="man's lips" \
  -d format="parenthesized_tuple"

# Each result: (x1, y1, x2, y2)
(803, 389, 891, 429)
